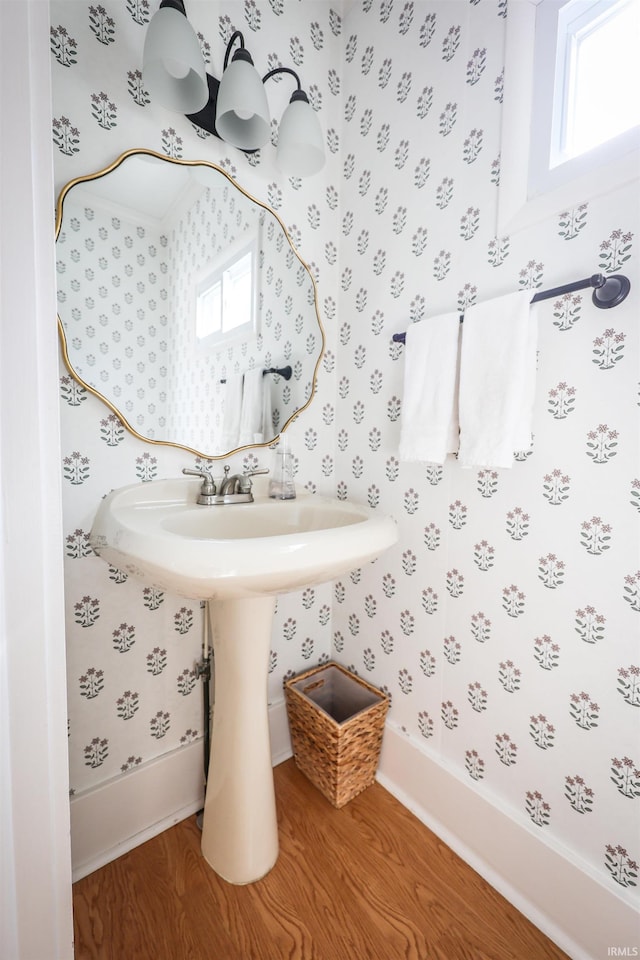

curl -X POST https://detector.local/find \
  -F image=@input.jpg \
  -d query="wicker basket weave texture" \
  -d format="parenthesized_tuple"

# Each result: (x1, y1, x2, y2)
(285, 662, 389, 809)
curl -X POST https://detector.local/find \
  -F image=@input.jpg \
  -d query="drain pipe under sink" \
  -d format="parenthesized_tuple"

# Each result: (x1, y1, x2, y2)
(195, 601, 213, 831)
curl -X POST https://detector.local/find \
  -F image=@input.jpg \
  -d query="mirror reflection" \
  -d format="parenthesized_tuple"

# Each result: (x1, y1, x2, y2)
(56, 149, 324, 459)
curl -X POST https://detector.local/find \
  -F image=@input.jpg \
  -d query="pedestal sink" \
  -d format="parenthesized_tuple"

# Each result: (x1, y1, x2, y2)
(90, 477, 397, 884)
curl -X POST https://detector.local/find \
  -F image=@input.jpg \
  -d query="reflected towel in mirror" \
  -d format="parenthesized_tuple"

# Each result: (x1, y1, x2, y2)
(222, 374, 243, 451)
(238, 368, 273, 446)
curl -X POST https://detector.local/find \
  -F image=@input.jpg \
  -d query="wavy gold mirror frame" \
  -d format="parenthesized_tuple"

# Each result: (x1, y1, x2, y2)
(56, 148, 325, 460)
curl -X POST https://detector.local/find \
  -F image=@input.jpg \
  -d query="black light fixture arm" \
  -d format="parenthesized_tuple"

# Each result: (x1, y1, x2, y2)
(263, 66, 310, 105)
(263, 66, 301, 89)
(224, 30, 251, 68)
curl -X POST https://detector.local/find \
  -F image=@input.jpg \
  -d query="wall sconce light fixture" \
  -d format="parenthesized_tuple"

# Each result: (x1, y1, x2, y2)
(143, 0, 325, 177)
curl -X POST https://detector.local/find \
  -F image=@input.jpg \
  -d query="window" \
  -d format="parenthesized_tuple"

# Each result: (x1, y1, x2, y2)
(556, 0, 640, 159)
(530, 0, 640, 195)
(195, 238, 257, 349)
(498, 0, 640, 233)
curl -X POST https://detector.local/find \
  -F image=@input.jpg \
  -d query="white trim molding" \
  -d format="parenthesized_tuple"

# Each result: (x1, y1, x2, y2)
(377, 721, 639, 960)
(0, 2, 74, 958)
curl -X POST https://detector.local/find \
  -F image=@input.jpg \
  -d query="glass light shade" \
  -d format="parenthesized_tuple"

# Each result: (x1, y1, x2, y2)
(143, 6, 208, 114)
(215, 55, 271, 150)
(276, 97, 325, 177)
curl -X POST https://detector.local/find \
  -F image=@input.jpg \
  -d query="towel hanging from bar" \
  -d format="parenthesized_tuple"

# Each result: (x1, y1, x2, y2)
(399, 311, 461, 465)
(457, 290, 537, 470)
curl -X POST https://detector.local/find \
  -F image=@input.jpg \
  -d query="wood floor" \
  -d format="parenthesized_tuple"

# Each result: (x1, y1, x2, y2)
(73, 760, 570, 960)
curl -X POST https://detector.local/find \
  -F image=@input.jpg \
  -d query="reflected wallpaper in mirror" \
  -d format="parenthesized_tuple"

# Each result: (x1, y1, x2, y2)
(56, 149, 324, 459)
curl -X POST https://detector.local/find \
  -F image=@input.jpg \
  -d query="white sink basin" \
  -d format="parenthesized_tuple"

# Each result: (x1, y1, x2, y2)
(90, 477, 398, 600)
(89, 475, 397, 886)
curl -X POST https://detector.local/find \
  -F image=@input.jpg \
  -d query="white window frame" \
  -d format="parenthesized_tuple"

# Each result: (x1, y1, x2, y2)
(498, 0, 640, 235)
(195, 233, 259, 351)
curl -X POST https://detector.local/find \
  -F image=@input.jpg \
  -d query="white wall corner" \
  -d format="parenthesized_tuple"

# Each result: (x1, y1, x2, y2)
(377, 721, 639, 960)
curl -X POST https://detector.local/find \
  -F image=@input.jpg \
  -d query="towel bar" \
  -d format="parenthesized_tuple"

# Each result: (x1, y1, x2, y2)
(220, 365, 292, 384)
(392, 273, 630, 344)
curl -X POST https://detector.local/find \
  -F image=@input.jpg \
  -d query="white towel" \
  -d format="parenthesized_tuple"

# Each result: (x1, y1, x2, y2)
(399, 311, 461, 464)
(238, 368, 272, 446)
(221, 374, 243, 450)
(457, 290, 537, 469)
(261, 375, 273, 442)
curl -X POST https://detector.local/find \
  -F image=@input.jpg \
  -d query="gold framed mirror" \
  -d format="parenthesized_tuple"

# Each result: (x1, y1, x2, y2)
(56, 148, 325, 459)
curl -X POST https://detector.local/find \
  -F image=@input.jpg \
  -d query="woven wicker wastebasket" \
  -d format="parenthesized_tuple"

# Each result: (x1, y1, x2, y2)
(285, 661, 389, 808)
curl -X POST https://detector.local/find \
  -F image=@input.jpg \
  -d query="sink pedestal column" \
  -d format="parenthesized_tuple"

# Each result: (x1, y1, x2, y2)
(201, 596, 279, 884)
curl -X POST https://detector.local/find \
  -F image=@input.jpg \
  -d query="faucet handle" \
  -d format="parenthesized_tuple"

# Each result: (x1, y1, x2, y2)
(182, 467, 216, 496)
(245, 468, 269, 478)
(237, 467, 269, 495)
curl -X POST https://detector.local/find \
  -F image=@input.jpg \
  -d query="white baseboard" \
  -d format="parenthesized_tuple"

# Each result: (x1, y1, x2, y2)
(377, 721, 639, 960)
(70, 699, 292, 881)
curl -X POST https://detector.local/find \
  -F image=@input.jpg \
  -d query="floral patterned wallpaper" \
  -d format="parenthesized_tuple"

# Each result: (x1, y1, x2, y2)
(57, 194, 170, 438)
(335, 0, 639, 899)
(52, 0, 638, 903)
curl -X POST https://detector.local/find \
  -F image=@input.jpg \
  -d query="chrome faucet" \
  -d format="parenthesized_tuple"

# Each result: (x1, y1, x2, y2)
(182, 466, 269, 505)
